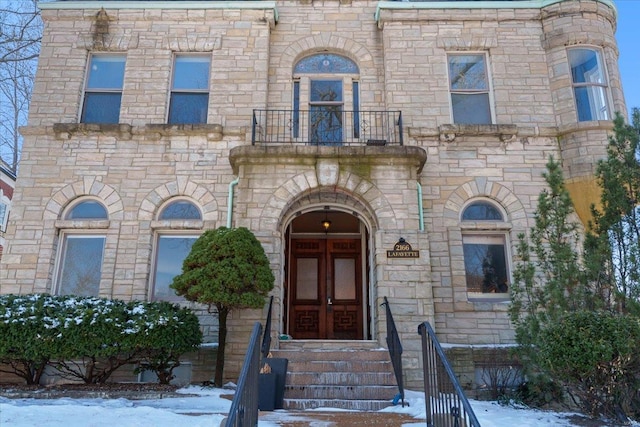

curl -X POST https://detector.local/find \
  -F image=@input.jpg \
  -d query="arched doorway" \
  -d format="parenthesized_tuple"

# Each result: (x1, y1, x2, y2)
(283, 207, 371, 340)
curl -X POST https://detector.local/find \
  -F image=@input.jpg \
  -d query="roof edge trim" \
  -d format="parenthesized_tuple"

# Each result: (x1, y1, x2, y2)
(375, 0, 616, 21)
(38, 0, 278, 19)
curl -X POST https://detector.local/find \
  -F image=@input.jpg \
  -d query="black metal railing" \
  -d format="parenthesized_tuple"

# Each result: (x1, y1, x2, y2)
(261, 296, 274, 359)
(252, 109, 403, 146)
(419, 322, 481, 427)
(225, 322, 263, 427)
(381, 297, 406, 407)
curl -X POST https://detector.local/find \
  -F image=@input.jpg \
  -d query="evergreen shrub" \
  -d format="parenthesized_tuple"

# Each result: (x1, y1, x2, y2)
(0, 294, 202, 385)
(537, 310, 640, 420)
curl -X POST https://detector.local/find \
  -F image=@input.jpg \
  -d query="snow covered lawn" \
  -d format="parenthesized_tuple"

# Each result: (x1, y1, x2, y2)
(1, 386, 637, 426)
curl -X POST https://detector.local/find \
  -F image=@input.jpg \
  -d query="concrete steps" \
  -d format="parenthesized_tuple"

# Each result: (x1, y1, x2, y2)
(268, 340, 400, 411)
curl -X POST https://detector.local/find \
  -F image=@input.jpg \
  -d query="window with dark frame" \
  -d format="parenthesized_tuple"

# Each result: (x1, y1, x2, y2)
(55, 200, 109, 297)
(292, 53, 360, 145)
(81, 55, 126, 124)
(151, 200, 202, 301)
(168, 55, 210, 124)
(461, 201, 510, 296)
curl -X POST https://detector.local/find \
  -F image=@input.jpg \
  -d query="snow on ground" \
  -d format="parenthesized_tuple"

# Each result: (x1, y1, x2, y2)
(1, 386, 637, 426)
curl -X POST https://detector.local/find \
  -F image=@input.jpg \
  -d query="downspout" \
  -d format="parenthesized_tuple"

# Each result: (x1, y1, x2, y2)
(227, 176, 239, 228)
(417, 181, 424, 232)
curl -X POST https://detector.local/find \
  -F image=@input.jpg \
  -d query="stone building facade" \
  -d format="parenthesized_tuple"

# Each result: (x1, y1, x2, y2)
(0, 0, 624, 388)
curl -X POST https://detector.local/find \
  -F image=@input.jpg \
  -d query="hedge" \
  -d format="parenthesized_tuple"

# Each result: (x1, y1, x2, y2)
(0, 294, 202, 385)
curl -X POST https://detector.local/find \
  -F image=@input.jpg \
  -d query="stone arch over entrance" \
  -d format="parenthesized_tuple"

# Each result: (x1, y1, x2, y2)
(265, 175, 393, 341)
(258, 169, 398, 234)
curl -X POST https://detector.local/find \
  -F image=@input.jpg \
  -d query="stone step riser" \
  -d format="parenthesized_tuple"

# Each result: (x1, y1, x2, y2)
(285, 360, 393, 373)
(286, 371, 396, 386)
(284, 399, 393, 411)
(272, 346, 398, 410)
(284, 385, 398, 400)
(276, 341, 382, 351)
(269, 350, 390, 362)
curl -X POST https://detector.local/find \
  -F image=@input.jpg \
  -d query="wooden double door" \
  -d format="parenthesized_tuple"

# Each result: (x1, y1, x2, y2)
(289, 238, 363, 339)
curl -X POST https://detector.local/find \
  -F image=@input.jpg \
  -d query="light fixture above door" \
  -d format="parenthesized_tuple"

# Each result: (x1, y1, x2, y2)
(322, 210, 331, 232)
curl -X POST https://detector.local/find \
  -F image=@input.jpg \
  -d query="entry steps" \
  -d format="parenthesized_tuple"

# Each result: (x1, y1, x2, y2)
(268, 340, 400, 411)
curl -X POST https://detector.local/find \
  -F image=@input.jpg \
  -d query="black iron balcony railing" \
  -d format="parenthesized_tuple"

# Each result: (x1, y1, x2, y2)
(252, 109, 403, 146)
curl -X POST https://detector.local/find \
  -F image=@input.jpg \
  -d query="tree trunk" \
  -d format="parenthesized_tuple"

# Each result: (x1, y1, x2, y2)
(214, 307, 229, 387)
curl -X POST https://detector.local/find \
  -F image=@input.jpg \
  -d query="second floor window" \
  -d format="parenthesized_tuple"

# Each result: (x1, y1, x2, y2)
(168, 55, 210, 124)
(292, 53, 360, 145)
(81, 54, 125, 124)
(448, 53, 492, 125)
(568, 48, 610, 122)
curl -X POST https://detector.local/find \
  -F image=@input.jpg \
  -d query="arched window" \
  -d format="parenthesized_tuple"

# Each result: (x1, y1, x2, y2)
(461, 201, 503, 221)
(292, 53, 360, 145)
(461, 201, 510, 298)
(151, 199, 202, 301)
(55, 199, 109, 297)
(65, 200, 108, 220)
(159, 200, 202, 220)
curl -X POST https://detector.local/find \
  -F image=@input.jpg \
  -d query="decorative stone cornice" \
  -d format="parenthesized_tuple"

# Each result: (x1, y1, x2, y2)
(52, 123, 133, 140)
(144, 124, 224, 141)
(437, 124, 518, 143)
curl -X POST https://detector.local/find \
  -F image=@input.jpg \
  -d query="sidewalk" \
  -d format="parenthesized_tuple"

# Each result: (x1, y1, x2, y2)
(259, 410, 420, 426)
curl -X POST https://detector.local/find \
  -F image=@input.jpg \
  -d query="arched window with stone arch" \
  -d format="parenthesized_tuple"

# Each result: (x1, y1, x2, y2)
(54, 198, 109, 296)
(150, 198, 203, 301)
(460, 199, 511, 299)
(293, 53, 360, 145)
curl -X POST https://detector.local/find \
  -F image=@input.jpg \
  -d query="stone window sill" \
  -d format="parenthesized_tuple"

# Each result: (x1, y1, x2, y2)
(460, 222, 512, 231)
(439, 124, 518, 143)
(151, 220, 203, 230)
(55, 220, 110, 229)
(51, 123, 225, 141)
(467, 292, 510, 303)
(53, 123, 133, 140)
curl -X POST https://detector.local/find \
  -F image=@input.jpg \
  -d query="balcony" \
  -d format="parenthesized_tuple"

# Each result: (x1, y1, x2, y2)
(251, 109, 403, 146)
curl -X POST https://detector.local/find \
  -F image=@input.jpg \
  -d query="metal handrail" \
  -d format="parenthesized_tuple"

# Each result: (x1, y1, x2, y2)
(381, 297, 406, 407)
(252, 109, 403, 145)
(225, 322, 263, 427)
(261, 296, 274, 359)
(419, 321, 481, 427)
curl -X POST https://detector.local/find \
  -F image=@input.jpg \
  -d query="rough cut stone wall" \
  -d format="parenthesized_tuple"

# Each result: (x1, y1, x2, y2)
(0, 0, 622, 388)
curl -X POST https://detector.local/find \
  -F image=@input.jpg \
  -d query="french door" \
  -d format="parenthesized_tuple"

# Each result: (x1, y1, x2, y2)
(289, 238, 363, 339)
(309, 79, 343, 145)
